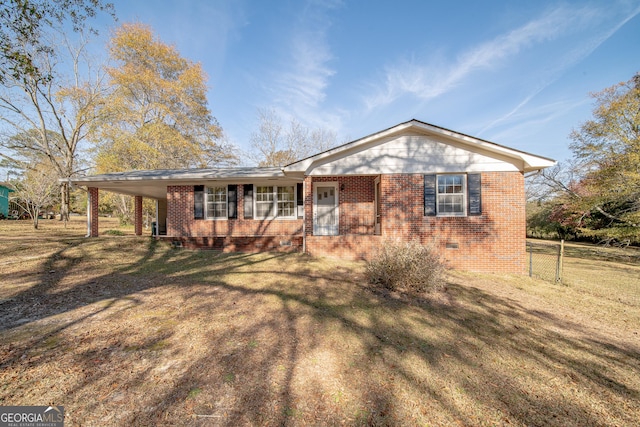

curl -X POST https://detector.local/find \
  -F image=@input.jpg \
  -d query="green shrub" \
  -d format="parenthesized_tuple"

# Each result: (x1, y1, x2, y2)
(365, 240, 445, 293)
(103, 229, 125, 236)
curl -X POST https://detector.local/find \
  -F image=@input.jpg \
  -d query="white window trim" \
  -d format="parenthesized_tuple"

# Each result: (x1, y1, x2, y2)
(436, 174, 467, 217)
(205, 185, 228, 220)
(252, 184, 297, 220)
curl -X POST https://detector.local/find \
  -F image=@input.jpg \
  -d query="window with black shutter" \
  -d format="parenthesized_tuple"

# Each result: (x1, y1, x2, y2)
(424, 175, 436, 216)
(296, 182, 304, 218)
(424, 174, 481, 217)
(228, 185, 237, 219)
(194, 185, 204, 219)
(467, 174, 482, 215)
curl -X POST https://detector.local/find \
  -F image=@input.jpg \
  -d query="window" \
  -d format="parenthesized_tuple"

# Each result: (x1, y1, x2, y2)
(206, 186, 227, 219)
(255, 186, 275, 217)
(424, 174, 482, 217)
(277, 186, 295, 217)
(437, 175, 465, 215)
(253, 185, 296, 218)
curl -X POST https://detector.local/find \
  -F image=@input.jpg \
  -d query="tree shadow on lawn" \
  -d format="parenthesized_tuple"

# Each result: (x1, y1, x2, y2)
(1, 239, 639, 425)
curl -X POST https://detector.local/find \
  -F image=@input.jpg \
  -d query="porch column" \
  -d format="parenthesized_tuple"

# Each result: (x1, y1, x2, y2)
(134, 195, 143, 236)
(88, 187, 99, 237)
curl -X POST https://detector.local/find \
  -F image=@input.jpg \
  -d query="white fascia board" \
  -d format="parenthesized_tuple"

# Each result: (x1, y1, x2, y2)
(519, 154, 557, 172)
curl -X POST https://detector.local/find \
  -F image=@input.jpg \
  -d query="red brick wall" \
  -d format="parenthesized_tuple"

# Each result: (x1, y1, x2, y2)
(88, 187, 99, 237)
(309, 176, 376, 235)
(378, 172, 526, 273)
(164, 173, 526, 274)
(305, 172, 526, 274)
(303, 176, 313, 239)
(134, 196, 143, 236)
(166, 184, 303, 250)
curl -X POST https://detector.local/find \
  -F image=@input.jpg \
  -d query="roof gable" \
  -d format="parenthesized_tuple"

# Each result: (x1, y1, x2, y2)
(284, 119, 555, 175)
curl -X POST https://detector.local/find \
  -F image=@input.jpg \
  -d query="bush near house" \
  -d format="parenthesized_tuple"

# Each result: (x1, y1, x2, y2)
(365, 240, 445, 293)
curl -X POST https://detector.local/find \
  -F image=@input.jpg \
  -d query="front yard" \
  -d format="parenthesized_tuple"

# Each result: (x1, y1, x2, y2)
(0, 218, 639, 425)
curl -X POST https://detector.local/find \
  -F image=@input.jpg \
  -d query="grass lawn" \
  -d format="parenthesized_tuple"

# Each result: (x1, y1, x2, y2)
(1, 217, 639, 426)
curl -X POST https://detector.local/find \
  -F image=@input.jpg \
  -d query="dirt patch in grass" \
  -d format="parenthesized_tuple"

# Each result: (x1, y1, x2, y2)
(1, 220, 639, 426)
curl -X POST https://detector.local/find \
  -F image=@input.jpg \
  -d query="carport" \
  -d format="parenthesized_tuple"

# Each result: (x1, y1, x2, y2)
(68, 170, 174, 237)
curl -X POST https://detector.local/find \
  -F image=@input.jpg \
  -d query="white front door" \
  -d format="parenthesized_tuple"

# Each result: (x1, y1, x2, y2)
(314, 183, 339, 235)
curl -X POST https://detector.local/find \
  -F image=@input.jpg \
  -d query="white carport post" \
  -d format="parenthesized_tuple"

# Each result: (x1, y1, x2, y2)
(155, 199, 159, 238)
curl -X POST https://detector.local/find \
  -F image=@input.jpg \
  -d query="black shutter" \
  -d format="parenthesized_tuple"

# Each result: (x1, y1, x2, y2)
(243, 184, 253, 219)
(194, 185, 204, 219)
(228, 185, 237, 219)
(424, 175, 436, 216)
(296, 182, 304, 219)
(467, 173, 482, 215)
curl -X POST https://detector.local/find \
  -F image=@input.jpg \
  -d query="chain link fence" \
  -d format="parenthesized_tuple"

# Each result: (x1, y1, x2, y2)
(526, 240, 564, 283)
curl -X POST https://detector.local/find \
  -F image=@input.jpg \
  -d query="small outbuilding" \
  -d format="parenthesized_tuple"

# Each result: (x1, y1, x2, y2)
(0, 182, 15, 218)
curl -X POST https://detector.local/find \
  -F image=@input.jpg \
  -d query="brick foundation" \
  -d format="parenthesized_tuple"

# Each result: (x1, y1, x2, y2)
(165, 235, 303, 252)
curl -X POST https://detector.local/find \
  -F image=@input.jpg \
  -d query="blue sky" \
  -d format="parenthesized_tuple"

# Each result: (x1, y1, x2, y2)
(98, 0, 640, 164)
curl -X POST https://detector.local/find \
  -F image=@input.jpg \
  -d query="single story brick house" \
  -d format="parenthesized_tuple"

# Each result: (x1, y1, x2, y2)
(70, 119, 554, 273)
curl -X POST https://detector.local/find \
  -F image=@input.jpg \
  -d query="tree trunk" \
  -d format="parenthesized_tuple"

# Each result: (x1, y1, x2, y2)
(59, 181, 70, 223)
(33, 210, 39, 229)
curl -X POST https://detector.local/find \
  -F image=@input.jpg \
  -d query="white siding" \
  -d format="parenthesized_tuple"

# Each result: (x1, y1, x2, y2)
(307, 134, 522, 175)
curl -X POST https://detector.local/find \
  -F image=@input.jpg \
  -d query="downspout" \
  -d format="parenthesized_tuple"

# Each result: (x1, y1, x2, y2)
(302, 179, 306, 254)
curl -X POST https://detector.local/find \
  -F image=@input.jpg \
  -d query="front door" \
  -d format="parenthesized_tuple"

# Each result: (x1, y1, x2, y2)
(314, 183, 338, 235)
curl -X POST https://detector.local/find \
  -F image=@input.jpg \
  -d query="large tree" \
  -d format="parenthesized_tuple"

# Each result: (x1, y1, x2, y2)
(92, 22, 235, 173)
(0, 0, 114, 221)
(531, 73, 640, 242)
(249, 108, 338, 167)
(0, 0, 114, 84)
(568, 73, 640, 228)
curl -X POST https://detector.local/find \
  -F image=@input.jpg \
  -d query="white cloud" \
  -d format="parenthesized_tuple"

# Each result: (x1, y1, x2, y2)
(276, 34, 335, 109)
(486, 98, 589, 141)
(478, 3, 640, 135)
(363, 4, 634, 112)
(266, 0, 345, 136)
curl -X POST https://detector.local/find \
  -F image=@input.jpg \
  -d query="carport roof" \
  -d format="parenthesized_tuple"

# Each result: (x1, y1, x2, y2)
(67, 167, 296, 199)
